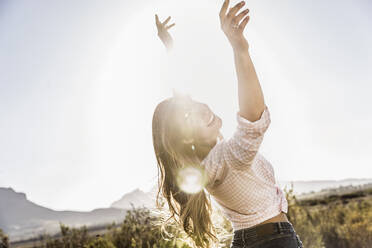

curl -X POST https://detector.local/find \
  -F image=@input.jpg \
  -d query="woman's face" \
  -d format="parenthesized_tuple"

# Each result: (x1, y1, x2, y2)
(176, 99, 223, 147)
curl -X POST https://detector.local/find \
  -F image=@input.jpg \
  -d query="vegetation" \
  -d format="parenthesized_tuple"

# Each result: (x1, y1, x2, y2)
(7, 184, 372, 248)
(284, 183, 372, 248)
(0, 228, 10, 248)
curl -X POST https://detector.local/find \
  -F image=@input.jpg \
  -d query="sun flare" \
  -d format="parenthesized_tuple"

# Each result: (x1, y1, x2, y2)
(176, 166, 207, 194)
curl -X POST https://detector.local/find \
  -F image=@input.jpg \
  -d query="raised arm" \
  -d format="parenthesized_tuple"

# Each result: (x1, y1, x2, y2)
(219, 0, 266, 122)
(155, 14, 175, 53)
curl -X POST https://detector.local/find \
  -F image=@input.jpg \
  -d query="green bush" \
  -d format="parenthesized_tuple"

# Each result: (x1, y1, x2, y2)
(36, 223, 93, 248)
(85, 236, 115, 248)
(0, 229, 9, 248)
(36, 205, 193, 248)
(284, 183, 372, 248)
(284, 184, 325, 248)
(106, 205, 188, 248)
(24, 186, 372, 248)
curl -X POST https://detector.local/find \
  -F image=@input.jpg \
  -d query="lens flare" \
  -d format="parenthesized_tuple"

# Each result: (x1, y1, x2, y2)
(176, 166, 207, 194)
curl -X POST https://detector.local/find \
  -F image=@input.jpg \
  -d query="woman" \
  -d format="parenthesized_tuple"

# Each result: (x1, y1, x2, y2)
(153, 1, 304, 247)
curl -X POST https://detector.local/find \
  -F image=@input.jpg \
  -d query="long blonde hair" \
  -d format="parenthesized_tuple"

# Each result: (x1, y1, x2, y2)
(152, 97, 218, 247)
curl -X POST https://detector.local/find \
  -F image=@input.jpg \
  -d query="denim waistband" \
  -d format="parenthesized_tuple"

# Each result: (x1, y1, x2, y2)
(233, 221, 295, 244)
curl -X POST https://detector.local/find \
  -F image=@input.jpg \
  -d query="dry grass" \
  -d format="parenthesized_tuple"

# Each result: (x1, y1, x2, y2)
(4, 185, 372, 248)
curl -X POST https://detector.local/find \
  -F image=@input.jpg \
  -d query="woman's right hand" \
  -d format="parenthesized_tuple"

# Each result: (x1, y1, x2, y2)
(155, 14, 175, 51)
(219, 0, 250, 52)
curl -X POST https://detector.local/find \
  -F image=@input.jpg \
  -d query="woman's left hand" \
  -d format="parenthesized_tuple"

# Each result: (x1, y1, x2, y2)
(155, 14, 176, 50)
(219, 0, 250, 52)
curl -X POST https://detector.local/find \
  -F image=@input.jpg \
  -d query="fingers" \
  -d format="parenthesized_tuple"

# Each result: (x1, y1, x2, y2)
(166, 23, 176, 30)
(220, 0, 248, 29)
(219, 0, 229, 23)
(233, 8, 249, 26)
(163, 16, 175, 30)
(239, 15, 250, 30)
(162, 16, 171, 26)
(155, 14, 163, 30)
(226, 1, 245, 21)
(155, 14, 175, 30)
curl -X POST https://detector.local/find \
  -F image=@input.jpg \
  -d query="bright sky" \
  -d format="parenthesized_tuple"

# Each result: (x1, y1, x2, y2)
(0, 0, 371, 211)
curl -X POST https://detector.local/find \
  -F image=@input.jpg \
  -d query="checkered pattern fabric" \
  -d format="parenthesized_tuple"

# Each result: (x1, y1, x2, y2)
(201, 105, 288, 231)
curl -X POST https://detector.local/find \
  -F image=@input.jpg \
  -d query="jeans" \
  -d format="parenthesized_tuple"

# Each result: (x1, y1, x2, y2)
(230, 222, 304, 248)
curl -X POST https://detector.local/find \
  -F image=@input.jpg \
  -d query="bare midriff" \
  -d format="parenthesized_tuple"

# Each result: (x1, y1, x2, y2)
(251, 211, 289, 228)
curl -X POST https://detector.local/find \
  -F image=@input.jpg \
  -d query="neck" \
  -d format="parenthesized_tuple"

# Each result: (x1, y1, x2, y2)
(195, 141, 216, 161)
(194, 132, 224, 161)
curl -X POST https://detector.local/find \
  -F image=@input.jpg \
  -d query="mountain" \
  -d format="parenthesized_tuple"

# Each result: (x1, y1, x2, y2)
(110, 188, 156, 210)
(0, 187, 127, 242)
(278, 178, 372, 195)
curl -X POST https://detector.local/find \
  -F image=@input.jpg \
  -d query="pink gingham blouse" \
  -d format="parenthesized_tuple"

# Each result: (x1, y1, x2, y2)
(201, 105, 288, 231)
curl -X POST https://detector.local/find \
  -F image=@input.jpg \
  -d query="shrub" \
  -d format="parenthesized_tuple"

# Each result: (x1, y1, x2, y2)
(19, 185, 372, 248)
(284, 183, 372, 248)
(37, 223, 93, 248)
(0, 229, 9, 248)
(85, 236, 115, 248)
(106, 204, 191, 248)
(284, 183, 325, 248)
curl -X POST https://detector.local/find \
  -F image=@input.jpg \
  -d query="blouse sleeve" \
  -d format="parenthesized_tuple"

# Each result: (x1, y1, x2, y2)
(201, 141, 230, 189)
(225, 105, 271, 170)
(201, 105, 271, 188)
